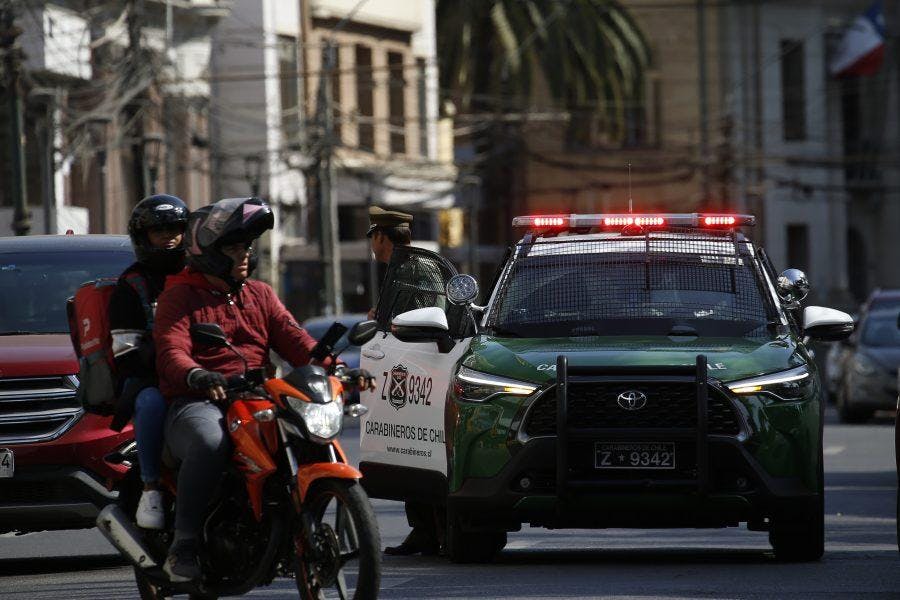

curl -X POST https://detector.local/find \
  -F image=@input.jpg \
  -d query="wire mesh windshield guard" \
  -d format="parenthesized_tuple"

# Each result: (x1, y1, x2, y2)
(486, 230, 773, 338)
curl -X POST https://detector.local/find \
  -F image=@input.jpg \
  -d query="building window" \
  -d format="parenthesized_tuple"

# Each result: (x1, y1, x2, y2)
(786, 224, 810, 274)
(781, 40, 806, 141)
(278, 35, 300, 144)
(355, 45, 374, 152)
(388, 51, 406, 155)
(417, 57, 428, 158)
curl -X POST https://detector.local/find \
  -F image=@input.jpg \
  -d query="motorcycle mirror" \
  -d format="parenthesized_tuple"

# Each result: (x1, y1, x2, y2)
(190, 323, 230, 347)
(347, 320, 378, 346)
(310, 322, 349, 361)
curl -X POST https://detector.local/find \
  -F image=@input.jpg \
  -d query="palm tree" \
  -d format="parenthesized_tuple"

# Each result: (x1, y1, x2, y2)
(436, 0, 650, 143)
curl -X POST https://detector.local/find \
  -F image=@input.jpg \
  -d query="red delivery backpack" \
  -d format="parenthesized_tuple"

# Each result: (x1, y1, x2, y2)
(66, 273, 152, 415)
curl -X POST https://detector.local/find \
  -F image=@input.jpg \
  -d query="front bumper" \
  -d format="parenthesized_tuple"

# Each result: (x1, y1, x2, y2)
(447, 435, 817, 531)
(0, 465, 119, 532)
(0, 414, 132, 533)
(447, 356, 820, 531)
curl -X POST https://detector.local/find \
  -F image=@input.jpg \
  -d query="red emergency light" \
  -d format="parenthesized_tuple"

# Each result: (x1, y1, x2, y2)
(512, 213, 755, 231)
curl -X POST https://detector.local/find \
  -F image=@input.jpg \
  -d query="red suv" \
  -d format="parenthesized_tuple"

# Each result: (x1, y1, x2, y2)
(0, 234, 135, 533)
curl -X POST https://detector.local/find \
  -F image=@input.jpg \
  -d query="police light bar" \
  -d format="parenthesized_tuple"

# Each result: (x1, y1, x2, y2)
(511, 213, 756, 230)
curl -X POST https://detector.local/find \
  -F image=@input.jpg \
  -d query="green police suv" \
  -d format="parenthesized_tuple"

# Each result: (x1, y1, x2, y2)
(358, 213, 854, 563)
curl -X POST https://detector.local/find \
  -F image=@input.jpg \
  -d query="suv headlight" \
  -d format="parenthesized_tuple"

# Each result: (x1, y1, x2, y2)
(285, 396, 343, 440)
(453, 366, 538, 402)
(726, 365, 813, 401)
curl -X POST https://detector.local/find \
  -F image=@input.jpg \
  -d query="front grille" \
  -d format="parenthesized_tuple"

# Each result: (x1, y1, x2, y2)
(523, 381, 741, 437)
(0, 375, 82, 443)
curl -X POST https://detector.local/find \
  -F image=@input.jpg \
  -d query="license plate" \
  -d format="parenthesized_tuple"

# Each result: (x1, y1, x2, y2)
(594, 442, 675, 470)
(0, 448, 13, 478)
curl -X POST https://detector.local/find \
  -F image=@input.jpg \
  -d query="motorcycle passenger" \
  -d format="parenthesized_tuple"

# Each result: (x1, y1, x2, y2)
(367, 206, 446, 556)
(154, 198, 330, 582)
(109, 194, 189, 530)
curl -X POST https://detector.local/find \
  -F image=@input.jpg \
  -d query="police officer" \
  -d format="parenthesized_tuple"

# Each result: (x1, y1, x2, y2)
(366, 206, 412, 320)
(367, 206, 446, 556)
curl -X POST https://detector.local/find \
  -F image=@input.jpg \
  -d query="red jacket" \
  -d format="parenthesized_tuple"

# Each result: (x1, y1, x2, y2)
(155, 268, 319, 400)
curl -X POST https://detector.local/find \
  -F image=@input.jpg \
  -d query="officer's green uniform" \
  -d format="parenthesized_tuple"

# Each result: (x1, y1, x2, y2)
(368, 206, 446, 556)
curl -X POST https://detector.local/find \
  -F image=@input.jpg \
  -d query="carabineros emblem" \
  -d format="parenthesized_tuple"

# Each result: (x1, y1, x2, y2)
(388, 364, 409, 410)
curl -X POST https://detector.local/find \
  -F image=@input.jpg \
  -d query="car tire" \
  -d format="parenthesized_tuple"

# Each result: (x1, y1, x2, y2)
(445, 509, 507, 564)
(837, 384, 871, 423)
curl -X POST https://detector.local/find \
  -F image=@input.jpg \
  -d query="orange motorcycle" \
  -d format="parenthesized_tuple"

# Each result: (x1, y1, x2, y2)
(97, 321, 381, 599)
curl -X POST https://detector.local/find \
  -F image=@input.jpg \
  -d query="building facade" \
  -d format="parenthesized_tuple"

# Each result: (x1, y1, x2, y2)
(281, 0, 456, 320)
(0, 0, 229, 236)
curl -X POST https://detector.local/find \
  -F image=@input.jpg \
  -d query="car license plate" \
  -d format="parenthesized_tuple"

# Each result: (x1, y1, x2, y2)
(594, 442, 675, 470)
(0, 448, 13, 478)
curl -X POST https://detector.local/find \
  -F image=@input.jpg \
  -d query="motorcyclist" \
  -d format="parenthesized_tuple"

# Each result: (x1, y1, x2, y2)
(154, 197, 371, 582)
(109, 194, 189, 530)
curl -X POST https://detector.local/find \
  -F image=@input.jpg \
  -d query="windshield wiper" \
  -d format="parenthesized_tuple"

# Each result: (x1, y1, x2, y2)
(0, 330, 44, 336)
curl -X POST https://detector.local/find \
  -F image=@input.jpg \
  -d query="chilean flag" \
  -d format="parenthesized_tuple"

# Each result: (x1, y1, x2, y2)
(830, 1, 885, 77)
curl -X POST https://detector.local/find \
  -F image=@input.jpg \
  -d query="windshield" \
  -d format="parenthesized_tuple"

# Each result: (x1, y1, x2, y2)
(0, 250, 134, 334)
(860, 309, 900, 347)
(487, 234, 773, 338)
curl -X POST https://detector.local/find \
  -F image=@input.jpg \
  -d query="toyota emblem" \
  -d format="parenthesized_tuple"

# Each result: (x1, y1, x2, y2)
(617, 390, 647, 411)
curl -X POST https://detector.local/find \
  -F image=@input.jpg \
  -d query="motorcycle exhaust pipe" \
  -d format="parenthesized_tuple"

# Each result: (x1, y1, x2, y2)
(96, 504, 159, 569)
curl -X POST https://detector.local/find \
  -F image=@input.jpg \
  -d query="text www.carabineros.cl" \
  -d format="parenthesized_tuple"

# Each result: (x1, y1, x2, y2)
(386, 445, 432, 458)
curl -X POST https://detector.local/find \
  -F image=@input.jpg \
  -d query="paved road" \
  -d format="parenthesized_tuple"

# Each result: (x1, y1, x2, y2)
(1, 408, 898, 599)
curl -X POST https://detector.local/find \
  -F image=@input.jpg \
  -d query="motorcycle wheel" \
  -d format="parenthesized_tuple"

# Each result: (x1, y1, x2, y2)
(295, 479, 381, 600)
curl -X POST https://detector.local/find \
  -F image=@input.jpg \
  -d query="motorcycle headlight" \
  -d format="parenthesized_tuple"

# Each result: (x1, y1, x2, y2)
(726, 365, 814, 401)
(453, 366, 538, 402)
(284, 396, 343, 441)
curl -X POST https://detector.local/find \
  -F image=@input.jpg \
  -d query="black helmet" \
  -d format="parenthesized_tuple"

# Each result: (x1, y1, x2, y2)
(128, 194, 189, 274)
(185, 197, 274, 288)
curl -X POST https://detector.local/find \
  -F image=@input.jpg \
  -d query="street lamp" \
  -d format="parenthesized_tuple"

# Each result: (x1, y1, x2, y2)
(86, 115, 112, 233)
(244, 154, 262, 197)
(142, 132, 165, 196)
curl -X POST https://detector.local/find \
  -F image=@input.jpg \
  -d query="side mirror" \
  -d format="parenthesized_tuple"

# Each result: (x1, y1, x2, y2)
(804, 306, 854, 341)
(310, 322, 349, 361)
(777, 269, 810, 303)
(392, 307, 449, 331)
(348, 320, 378, 346)
(190, 323, 230, 347)
(446, 274, 479, 306)
(391, 307, 455, 353)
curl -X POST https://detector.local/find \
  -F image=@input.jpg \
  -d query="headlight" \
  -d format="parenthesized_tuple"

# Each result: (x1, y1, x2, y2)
(726, 365, 814, 401)
(453, 366, 538, 402)
(284, 396, 343, 440)
(851, 353, 878, 376)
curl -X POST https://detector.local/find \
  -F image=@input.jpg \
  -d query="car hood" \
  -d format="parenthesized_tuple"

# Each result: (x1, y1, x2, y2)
(0, 334, 78, 378)
(462, 334, 809, 385)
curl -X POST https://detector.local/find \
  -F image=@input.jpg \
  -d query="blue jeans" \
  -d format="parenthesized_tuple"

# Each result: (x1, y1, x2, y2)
(132, 386, 167, 483)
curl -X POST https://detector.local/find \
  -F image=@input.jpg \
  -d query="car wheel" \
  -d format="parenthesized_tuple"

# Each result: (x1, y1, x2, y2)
(445, 509, 507, 564)
(837, 383, 871, 423)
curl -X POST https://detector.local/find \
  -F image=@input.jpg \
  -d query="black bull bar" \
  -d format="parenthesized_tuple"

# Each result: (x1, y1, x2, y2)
(554, 354, 710, 498)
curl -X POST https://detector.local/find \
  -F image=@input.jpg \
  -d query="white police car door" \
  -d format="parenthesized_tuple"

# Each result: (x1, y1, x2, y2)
(358, 246, 474, 500)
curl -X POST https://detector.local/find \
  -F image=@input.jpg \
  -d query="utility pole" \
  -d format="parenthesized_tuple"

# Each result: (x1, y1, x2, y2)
(315, 41, 342, 315)
(1, 3, 29, 236)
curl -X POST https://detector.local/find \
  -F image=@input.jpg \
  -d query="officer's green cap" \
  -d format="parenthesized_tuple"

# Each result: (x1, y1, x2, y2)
(367, 206, 413, 237)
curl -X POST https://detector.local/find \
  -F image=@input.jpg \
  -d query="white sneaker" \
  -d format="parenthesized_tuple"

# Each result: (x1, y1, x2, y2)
(136, 490, 165, 529)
